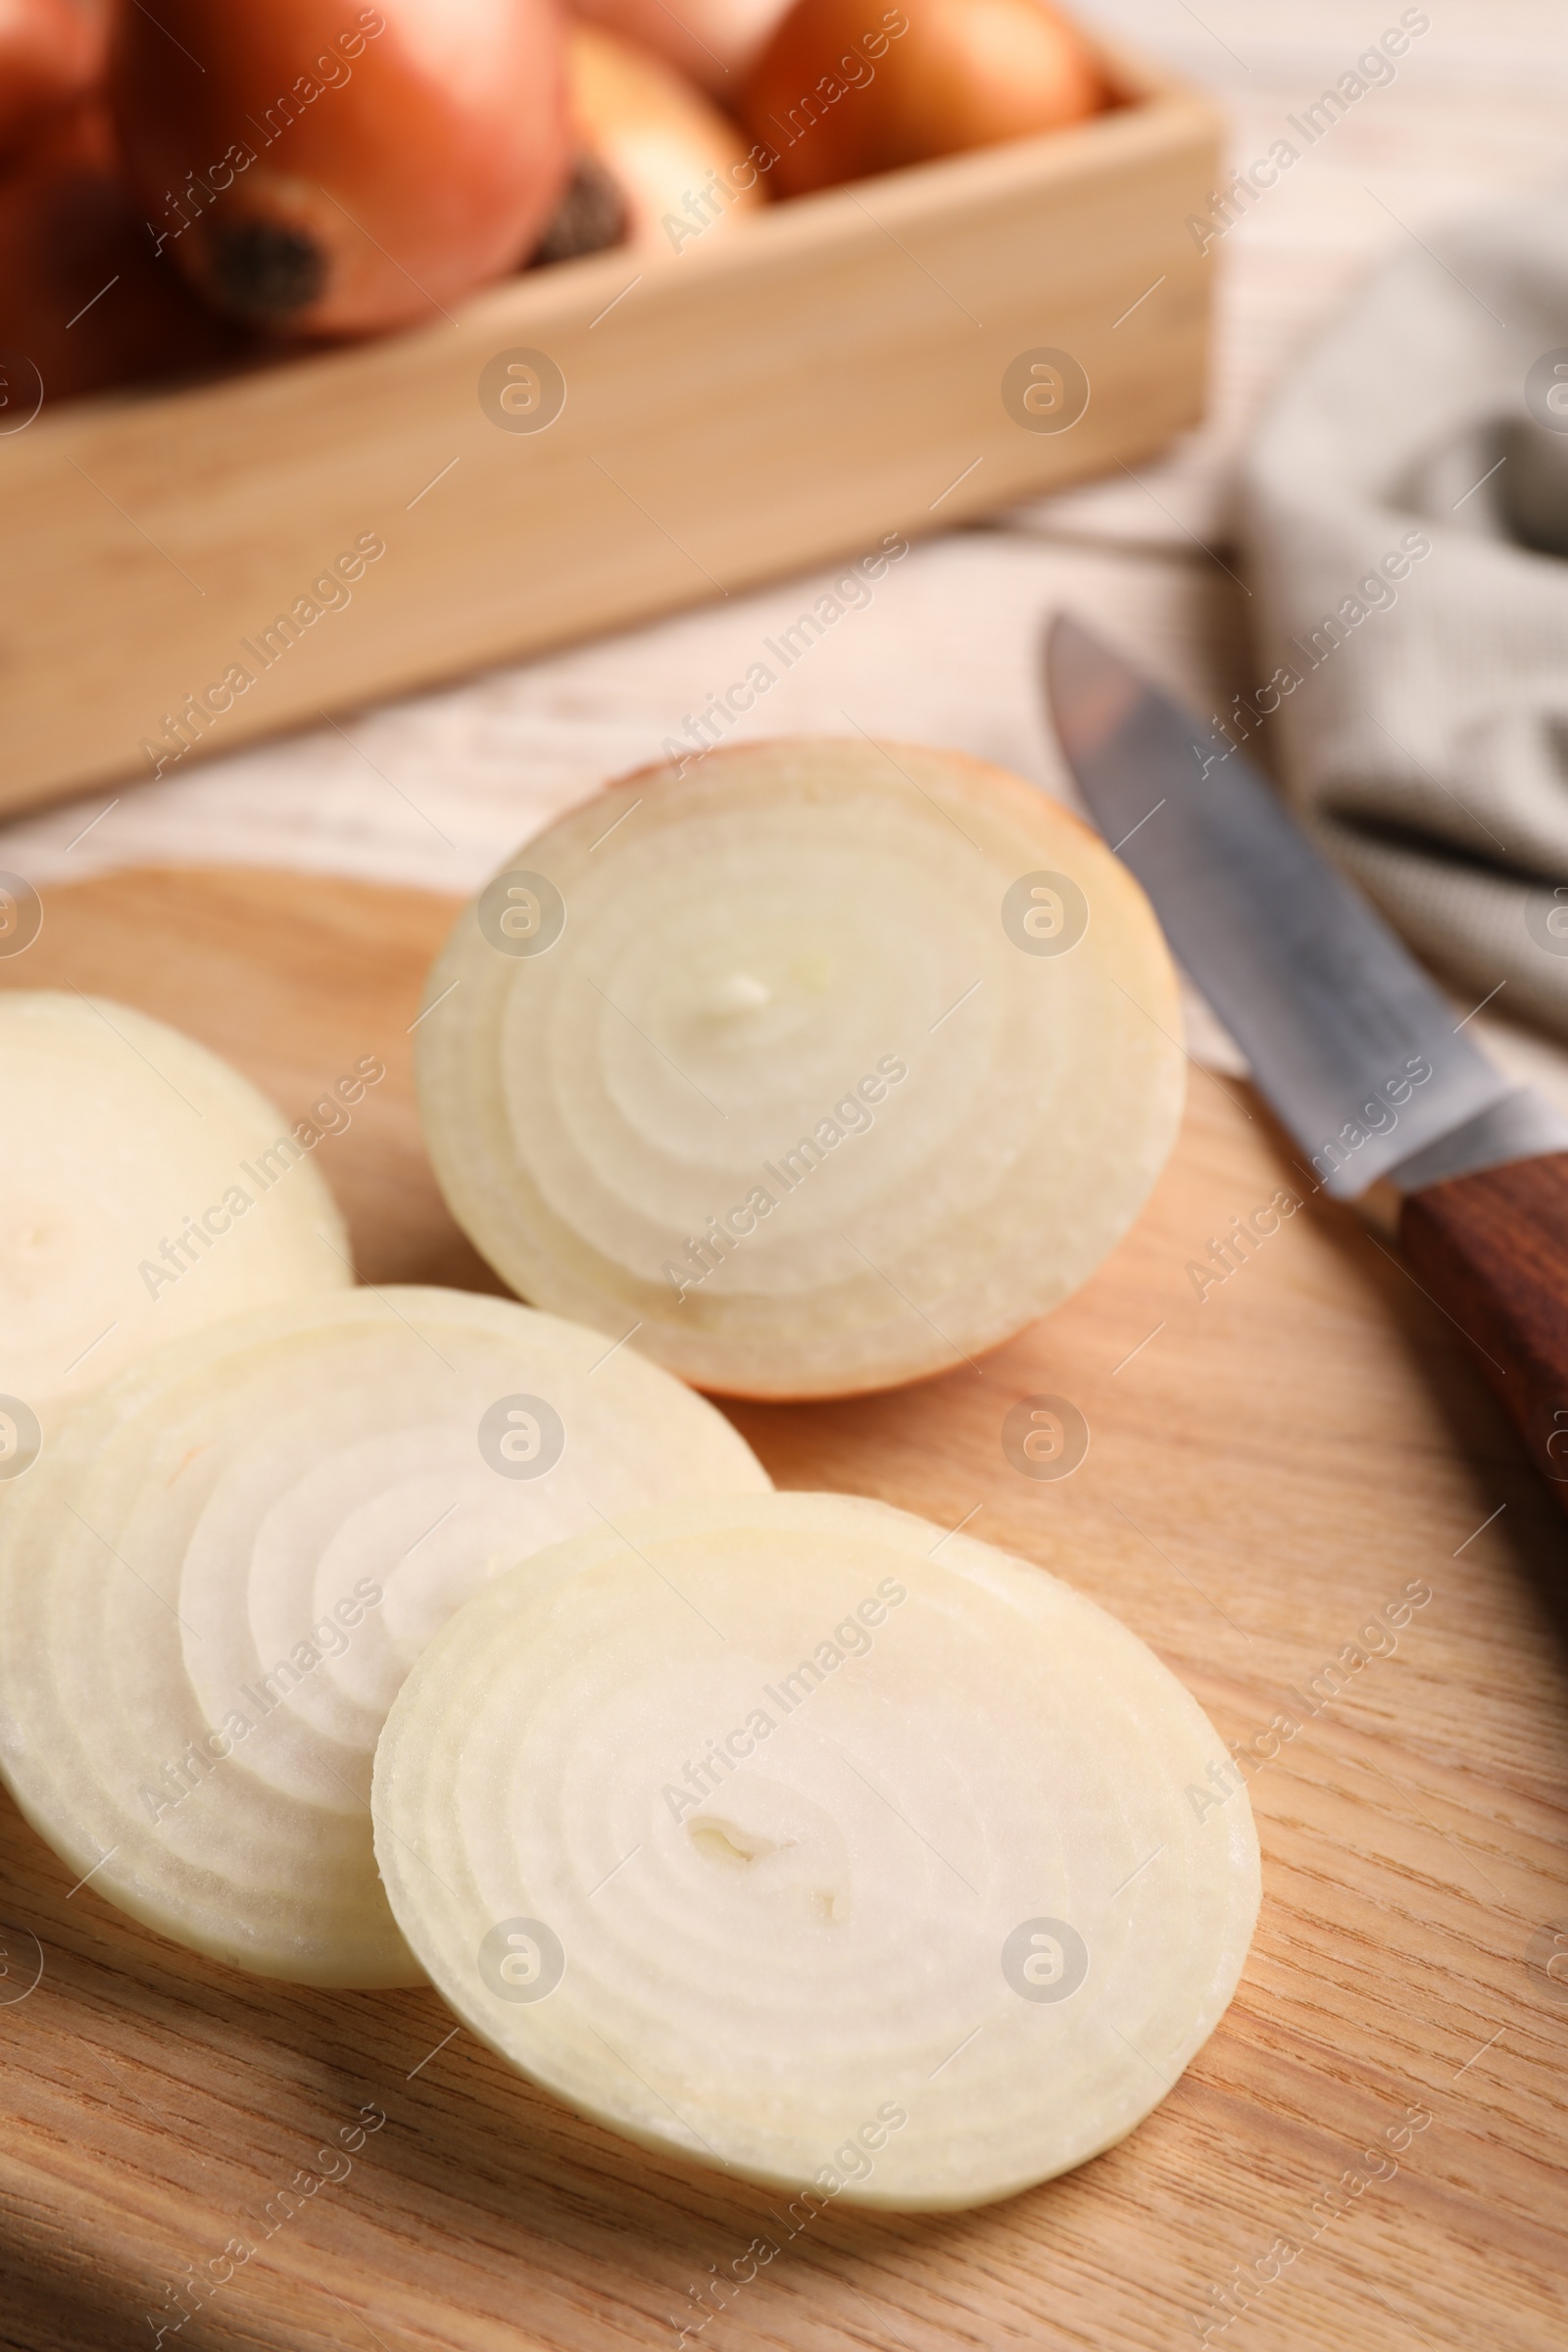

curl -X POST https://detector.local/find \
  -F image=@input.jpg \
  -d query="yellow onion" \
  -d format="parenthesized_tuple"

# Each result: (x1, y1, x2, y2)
(0, 1288, 767, 1983)
(416, 738, 1183, 1399)
(375, 1491, 1259, 2206)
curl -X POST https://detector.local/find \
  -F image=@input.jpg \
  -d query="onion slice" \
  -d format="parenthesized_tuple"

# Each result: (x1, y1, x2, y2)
(415, 739, 1185, 1398)
(373, 1491, 1260, 2206)
(0, 1288, 769, 1984)
(0, 991, 352, 1431)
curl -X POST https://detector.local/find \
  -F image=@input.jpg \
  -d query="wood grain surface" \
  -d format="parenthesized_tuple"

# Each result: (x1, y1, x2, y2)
(2, 867, 1567, 2352)
(1400, 1155, 1568, 1516)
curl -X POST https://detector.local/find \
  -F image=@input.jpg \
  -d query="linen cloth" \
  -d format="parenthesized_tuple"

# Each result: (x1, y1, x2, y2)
(1240, 195, 1568, 1038)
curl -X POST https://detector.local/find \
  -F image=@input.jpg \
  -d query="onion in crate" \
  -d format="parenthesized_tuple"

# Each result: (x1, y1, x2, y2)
(108, 0, 570, 336)
(535, 24, 766, 265)
(0, 1289, 769, 1984)
(0, 992, 350, 1428)
(570, 0, 794, 97)
(0, 104, 248, 408)
(742, 0, 1107, 198)
(414, 738, 1184, 1399)
(0, 0, 104, 162)
(373, 1490, 1260, 2205)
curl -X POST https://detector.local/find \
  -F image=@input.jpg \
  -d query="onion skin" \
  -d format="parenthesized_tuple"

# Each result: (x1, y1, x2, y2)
(741, 0, 1107, 198)
(569, 0, 794, 98)
(0, 104, 248, 405)
(107, 1, 571, 337)
(0, 0, 103, 161)
(561, 24, 766, 258)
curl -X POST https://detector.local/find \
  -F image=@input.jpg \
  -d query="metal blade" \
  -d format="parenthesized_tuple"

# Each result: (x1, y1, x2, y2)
(1045, 612, 1520, 1199)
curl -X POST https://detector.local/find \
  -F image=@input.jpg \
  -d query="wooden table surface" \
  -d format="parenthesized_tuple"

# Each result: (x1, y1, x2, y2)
(2, 867, 1565, 2352)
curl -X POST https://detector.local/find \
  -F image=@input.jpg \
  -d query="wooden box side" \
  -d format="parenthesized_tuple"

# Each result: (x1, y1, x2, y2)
(0, 74, 1222, 816)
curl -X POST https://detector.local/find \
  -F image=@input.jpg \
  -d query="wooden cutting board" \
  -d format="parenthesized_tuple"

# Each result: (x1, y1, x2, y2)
(1, 867, 1565, 2352)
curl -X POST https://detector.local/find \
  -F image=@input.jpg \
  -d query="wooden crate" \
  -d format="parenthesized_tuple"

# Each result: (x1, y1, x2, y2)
(0, 48, 1220, 819)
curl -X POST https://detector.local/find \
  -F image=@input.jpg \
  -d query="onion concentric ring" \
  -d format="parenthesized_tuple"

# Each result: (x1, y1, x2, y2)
(416, 740, 1185, 1398)
(373, 1491, 1259, 2205)
(0, 1287, 769, 1984)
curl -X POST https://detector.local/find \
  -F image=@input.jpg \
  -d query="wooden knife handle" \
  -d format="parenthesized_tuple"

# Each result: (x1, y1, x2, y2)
(1398, 1152, 1568, 1505)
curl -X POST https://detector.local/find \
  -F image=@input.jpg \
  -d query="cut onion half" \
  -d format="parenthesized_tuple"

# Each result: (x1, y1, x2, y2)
(0, 991, 352, 1435)
(0, 1288, 769, 1984)
(415, 739, 1184, 1398)
(373, 1491, 1259, 2206)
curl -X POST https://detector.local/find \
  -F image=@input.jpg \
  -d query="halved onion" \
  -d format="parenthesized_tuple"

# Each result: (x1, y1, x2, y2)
(0, 992, 351, 1430)
(373, 1491, 1259, 2207)
(415, 738, 1184, 1397)
(0, 1288, 769, 1984)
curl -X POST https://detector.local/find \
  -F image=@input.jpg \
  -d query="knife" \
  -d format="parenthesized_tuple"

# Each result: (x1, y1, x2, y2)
(1046, 612, 1568, 1508)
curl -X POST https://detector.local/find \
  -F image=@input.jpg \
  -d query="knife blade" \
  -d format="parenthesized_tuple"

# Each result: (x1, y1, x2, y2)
(1044, 612, 1568, 1200)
